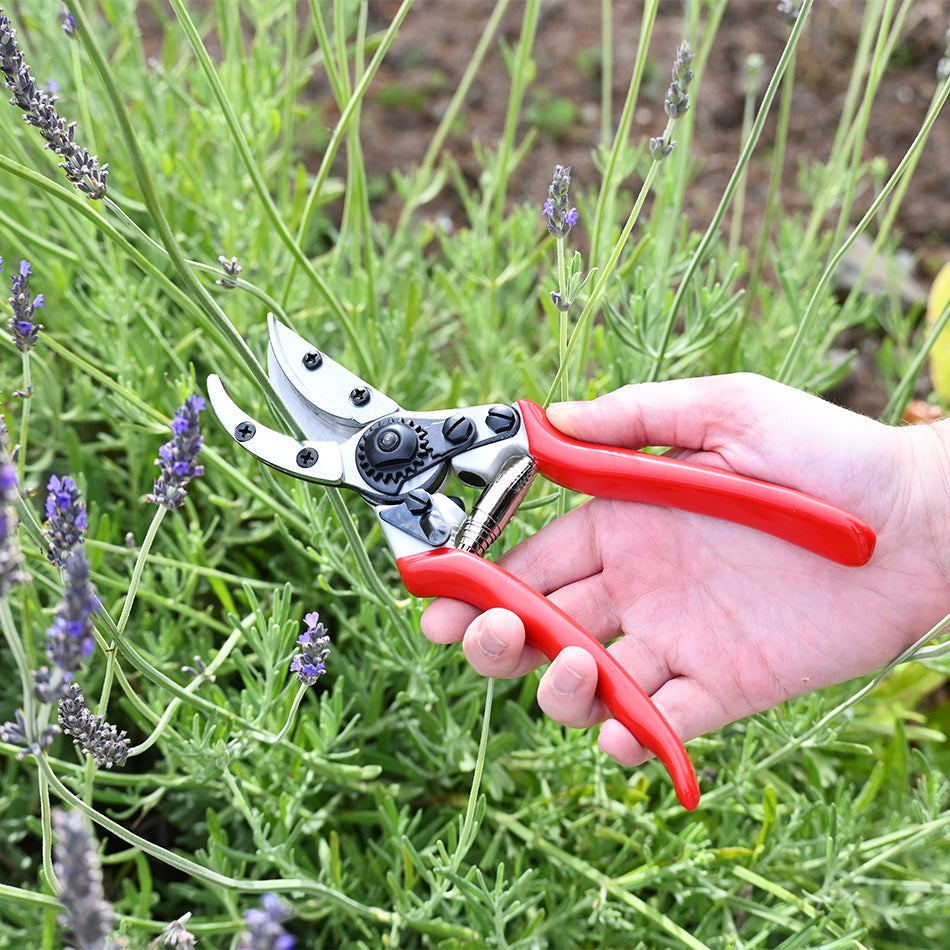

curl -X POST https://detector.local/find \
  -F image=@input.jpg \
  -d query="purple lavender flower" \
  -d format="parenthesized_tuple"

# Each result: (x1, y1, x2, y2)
(45, 549, 100, 685)
(7, 258, 44, 352)
(44, 474, 88, 567)
(58, 681, 130, 768)
(0, 443, 28, 596)
(0, 11, 108, 198)
(289, 611, 330, 686)
(541, 164, 579, 239)
(237, 894, 295, 950)
(51, 809, 117, 950)
(148, 395, 206, 510)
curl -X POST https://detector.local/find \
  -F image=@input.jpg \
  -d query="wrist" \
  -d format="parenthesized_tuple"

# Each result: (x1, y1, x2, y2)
(891, 417, 950, 640)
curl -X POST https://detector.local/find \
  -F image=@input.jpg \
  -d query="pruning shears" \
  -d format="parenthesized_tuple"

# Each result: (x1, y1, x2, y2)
(207, 316, 877, 811)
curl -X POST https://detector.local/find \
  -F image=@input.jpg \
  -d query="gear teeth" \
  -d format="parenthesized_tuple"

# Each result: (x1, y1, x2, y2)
(356, 417, 430, 489)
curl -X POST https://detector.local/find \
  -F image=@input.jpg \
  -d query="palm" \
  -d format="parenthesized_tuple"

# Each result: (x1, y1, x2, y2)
(421, 375, 950, 765)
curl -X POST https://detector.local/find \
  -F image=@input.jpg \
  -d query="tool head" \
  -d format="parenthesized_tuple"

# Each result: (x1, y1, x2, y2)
(206, 316, 531, 510)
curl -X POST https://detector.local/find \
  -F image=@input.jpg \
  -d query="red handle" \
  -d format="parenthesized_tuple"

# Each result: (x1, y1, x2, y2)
(518, 400, 876, 566)
(399, 548, 701, 811)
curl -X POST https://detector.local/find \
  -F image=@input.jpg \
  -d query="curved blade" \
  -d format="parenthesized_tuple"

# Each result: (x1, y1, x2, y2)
(266, 313, 400, 441)
(207, 375, 345, 486)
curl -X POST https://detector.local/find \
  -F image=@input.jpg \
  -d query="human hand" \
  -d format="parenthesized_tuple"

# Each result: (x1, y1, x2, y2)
(421, 374, 950, 765)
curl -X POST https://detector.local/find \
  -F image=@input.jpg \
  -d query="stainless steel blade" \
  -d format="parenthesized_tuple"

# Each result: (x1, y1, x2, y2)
(266, 313, 400, 441)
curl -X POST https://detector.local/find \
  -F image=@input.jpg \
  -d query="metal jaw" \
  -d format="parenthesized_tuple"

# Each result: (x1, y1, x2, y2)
(207, 315, 533, 549)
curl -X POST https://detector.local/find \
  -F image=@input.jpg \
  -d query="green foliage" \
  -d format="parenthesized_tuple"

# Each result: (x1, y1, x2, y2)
(1, 0, 949, 947)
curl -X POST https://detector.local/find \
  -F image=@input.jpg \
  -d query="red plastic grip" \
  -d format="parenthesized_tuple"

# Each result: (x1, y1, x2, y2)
(399, 548, 701, 811)
(517, 400, 876, 566)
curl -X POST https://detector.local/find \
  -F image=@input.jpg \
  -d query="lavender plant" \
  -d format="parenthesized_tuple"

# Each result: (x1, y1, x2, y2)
(0, 8, 108, 197)
(0, 2, 948, 948)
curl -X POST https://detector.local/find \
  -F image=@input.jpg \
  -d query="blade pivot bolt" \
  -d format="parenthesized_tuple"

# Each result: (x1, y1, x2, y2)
(235, 421, 256, 442)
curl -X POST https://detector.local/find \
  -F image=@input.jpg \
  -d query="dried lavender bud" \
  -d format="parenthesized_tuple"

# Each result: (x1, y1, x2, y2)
(939, 26, 950, 82)
(777, 0, 802, 22)
(541, 164, 579, 238)
(289, 611, 330, 686)
(236, 894, 295, 950)
(45, 548, 100, 681)
(51, 808, 117, 950)
(44, 474, 88, 567)
(0, 10, 108, 198)
(0, 444, 28, 596)
(62, 10, 77, 38)
(216, 254, 243, 288)
(649, 135, 676, 161)
(0, 707, 60, 759)
(664, 42, 694, 119)
(58, 681, 130, 768)
(152, 913, 197, 949)
(7, 258, 44, 352)
(148, 395, 206, 510)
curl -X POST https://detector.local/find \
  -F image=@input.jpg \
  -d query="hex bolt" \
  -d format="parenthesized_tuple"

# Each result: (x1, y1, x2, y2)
(486, 405, 517, 433)
(296, 447, 319, 468)
(302, 351, 323, 371)
(349, 387, 371, 407)
(442, 414, 476, 445)
(235, 421, 257, 442)
(405, 489, 432, 515)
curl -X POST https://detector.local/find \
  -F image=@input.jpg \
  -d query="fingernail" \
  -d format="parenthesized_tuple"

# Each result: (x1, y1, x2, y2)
(476, 619, 505, 658)
(546, 401, 580, 416)
(551, 660, 584, 697)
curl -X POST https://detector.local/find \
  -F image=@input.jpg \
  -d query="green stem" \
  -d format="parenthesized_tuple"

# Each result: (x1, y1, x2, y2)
(16, 350, 32, 487)
(64, 2, 297, 432)
(589, 0, 659, 266)
(777, 71, 950, 384)
(647, 0, 815, 381)
(453, 678, 495, 872)
(545, 139, 668, 405)
(395, 0, 512, 230)
(556, 237, 570, 402)
(129, 624, 246, 757)
(0, 597, 35, 730)
(272, 683, 310, 744)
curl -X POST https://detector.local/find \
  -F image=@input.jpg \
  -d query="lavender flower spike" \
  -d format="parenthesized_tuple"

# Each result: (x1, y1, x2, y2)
(7, 258, 44, 352)
(0, 10, 109, 198)
(51, 809, 117, 950)
(664, 42, 694, 120)
(542, 164, 579, 239)
(59, 681, 130, 768)
(44, 474, 88, 567)
(148, 395, 206, 509)
(237, 893, 295, 950)
(45, 548, 100, 685)
(289, 611, 331, 686)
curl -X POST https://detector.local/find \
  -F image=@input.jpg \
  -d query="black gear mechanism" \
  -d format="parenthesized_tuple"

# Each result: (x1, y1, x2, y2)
(356, 417, 431, 490)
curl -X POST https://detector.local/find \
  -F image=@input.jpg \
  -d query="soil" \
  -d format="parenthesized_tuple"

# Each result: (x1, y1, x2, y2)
(354, 0, 950, 263)
(339, 0, 950, 416)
